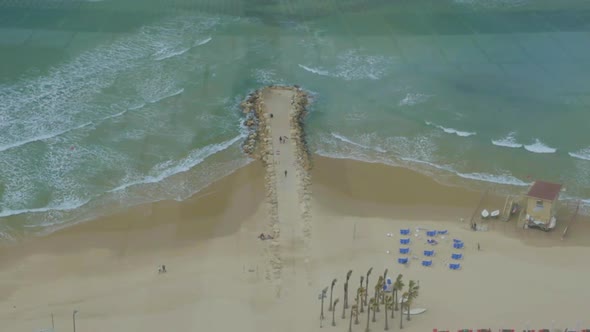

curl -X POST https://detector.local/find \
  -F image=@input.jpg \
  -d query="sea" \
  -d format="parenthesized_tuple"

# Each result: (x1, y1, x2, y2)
(1, 0, 590, 239)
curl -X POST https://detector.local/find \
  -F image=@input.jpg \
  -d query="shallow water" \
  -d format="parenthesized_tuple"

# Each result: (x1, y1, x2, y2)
(1, 0, 589, 237)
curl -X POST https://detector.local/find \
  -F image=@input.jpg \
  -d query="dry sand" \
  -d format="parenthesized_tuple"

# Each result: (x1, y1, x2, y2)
(2, 89, 590, 332)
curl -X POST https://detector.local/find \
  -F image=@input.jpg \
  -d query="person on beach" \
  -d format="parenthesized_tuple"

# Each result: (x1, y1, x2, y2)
(477, 243, 480, 251)
(279, 137, 283, 144)
(270, 113, 273, 118)
(284, 170, 287, 177)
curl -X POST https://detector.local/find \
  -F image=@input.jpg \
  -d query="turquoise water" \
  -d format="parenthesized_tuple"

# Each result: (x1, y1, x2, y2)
(1, 0, 590, 238)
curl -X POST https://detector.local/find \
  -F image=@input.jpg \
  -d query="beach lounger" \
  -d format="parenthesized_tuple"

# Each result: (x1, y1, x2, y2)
(399, 247, 410, 254)
(400, 229, 410, 235)
(426, 230, 437, 237)
(427, 238, 438, 245)
(400, 238, 410, 245)
(451, 253, 463, 260)
(437, 230, 448, 235)
(421, 260, 432, 267)
(449, 263, 461, 270)
(453, 239, 462, 243)
(424, 250, 435, 257)
(500, 329, 514, 332)
(398, 257, 409, 265)
(453, 242, 464, 249)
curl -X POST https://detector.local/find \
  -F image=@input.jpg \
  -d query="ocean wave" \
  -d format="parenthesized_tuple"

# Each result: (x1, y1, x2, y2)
(153, 46, 192, 61)
(0, 199, 90, 218)
(492, 132, 523, 148)
(298, 64, 331, 77)
(425, 121, 476, 137)
(399, 93, 432, 107)
(524, 139, 557, 154)
(108, 134, 245, 193)
(146, 88, 184, 104)
(316, 148, 529, 187)
(0, 14, 218, 153)
(0, 121, 92, 152)
(152, 36, 211, 61)
(195, 36, 212, 46)
(569, 147, 590, 161)
(330, 132, 386, 153)
(298, 49, 394, 81)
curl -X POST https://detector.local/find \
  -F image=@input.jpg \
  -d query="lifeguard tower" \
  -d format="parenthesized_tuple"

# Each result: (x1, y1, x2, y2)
(522, 180, 562, 231)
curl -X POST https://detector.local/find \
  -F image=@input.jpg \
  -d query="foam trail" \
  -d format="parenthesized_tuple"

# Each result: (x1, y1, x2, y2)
(425, 121, 476, 137)
(399, 93, 432, 106)
(492, 132, 523, 148)
(108, 134, 244, 193)
(569, 148, 590, 161)
(330, 132, 386, 153)
(298, 64, 331, 77)
(0, 122, 92, 152)
(524, 139, 557, 154)
(153, 47, 191, 61)
(195, 36, 212, 46)
(146, 88, 184, 104)
(0, 199, 90, 218)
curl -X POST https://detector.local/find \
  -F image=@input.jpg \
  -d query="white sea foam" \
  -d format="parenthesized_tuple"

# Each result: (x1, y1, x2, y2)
(316, 147, 529, 187)
(0, 14, 219, 153)
(492, 132, 523, 148)
(0, 122, 92, 152)
(153, 46, 192, 61)
(146, 88, 184, 104)
(298, 49, 394, 81)
(0, 199, 90, 218)
(330, 132, 386, 153)
(108, 134, 245, 193)
(195, 36, 212, 46)
(298, 64, 331, 77)
(425, 121, 476, 137)
(399, 93, 432, 107)
(524, 139, 557, 154)
(569, 148, 590, 161)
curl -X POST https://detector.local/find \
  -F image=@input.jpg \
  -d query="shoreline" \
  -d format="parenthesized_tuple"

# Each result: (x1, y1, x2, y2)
(1, 155, 588, 254)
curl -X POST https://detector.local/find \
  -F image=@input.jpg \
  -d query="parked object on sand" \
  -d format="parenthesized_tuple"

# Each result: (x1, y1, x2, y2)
(481, 209, 490, 219)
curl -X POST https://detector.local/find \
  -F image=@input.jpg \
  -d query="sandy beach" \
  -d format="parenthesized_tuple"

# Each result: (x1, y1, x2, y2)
(2, 88, 590, 332)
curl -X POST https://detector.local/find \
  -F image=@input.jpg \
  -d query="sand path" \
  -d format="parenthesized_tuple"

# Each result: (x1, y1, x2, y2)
(261, 88, 308, 300)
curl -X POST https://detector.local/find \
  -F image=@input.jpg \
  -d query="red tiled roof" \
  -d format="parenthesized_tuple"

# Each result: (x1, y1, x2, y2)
(526, 181, 562, 201)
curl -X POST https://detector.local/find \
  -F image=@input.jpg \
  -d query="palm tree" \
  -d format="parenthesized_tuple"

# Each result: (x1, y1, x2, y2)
(399, 292, 408, 329)
(405, 280, 419, 322)
(374, 276, 383, 312)
(320, 286, 328, 322)
(357, 286, 365, 314)
(371, 297, 377, 322)
(365, 298, 374, 332)
(393, 274, 404, 312)
(359, 276, 365, 312)
(354, 295, 361, 325)
(365, 268, 373, 306)
(384, 295, 394, 331)
(381, 269, 388, 304)
(332, 298, 340, 326)
(345, 270, 353, 309)
(349, 304, 358, 332)
(329, 278, 337, 311)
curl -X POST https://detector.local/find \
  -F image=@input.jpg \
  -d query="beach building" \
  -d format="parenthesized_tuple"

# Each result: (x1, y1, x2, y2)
(523, 180, 562, 231)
